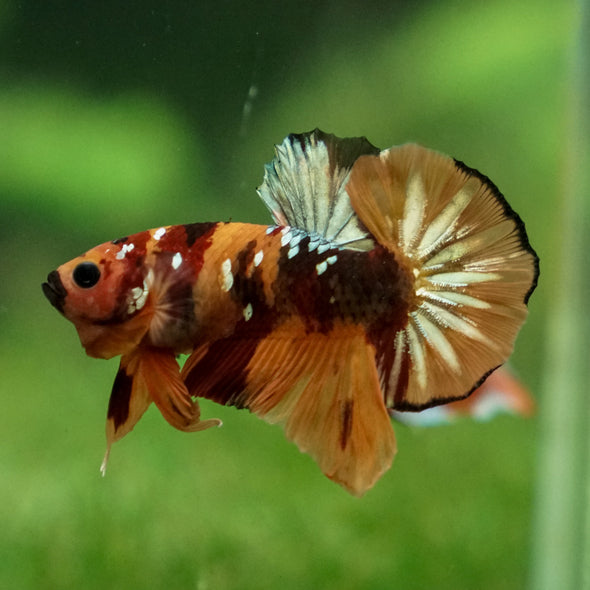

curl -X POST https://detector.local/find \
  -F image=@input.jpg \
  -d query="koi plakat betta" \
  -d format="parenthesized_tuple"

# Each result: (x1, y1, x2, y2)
(42, 130, 539, 496)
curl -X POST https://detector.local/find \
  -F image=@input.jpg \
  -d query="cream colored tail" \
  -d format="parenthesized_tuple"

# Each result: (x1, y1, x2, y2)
(346, 144, 539, 410)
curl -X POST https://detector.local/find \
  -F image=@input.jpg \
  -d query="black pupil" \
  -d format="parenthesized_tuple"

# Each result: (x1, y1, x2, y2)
(72, 262, 101, 288)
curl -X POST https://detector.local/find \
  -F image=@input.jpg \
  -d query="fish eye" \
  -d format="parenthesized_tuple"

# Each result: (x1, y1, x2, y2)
(72, 262, 101, 288)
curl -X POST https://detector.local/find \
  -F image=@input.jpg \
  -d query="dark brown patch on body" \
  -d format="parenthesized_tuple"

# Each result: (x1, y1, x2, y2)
(272, 235, 413, 408)
(94, 257, 146, 325)
(183, 222, 218, 248)
(184, 236, 280, 406)
(274, 238, 412, 335)
(265, 226, 282, 237)
(183, 334, 266, 408)
(147, 251, 198, 349)
(186, 230, 413, 412)
(107, 367, 133, 431)
(231, 240, 265, 305)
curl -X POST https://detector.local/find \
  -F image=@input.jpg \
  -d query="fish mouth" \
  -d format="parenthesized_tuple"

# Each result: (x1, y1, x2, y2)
(42, 270, 68, 313)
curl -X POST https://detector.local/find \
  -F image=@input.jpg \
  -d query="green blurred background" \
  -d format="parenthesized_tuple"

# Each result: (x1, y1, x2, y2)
(0, 1, 577, 588)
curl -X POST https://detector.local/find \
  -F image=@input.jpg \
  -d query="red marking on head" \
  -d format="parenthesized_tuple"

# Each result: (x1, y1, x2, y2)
(156, 223, 218, 278)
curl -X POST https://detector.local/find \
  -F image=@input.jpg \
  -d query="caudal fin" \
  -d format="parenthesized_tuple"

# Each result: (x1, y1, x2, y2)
(346, 144, 539, 410)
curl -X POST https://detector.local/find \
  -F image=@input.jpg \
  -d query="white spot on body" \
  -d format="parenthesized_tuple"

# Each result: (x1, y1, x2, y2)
(243, 303, 253, 321)
(136, 287, 148, 310)
(127, 280, 149, 314)
(266, 226, 277, 235)
(288, 231, 304, 248)
(154, 227, 166, 241)
(172, 252, 183, 270)
(317, 242, 331, 255)
(115, 242, 135, 260)
(316, 261, 328, 276)
(220, 258, 234, 292)
(287, 245, 299, 259)
(280, 228, 292, 247)
(326, 254, 338, 266)
(308, 236, 321, 252)
(254, 250, 264, 267)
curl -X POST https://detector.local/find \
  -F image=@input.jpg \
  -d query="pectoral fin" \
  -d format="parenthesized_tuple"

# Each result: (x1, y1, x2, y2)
(101, 348, 221, 475)
(101, 354, 151, 475)
(136, 348, 222, 433)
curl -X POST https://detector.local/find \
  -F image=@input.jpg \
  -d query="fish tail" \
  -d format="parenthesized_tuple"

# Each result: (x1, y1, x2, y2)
(345, 144, 539, 410)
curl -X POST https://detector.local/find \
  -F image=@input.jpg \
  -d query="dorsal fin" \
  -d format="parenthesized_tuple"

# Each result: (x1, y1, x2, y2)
(257, 129, 380, 251)
(346, 144, 539, 410)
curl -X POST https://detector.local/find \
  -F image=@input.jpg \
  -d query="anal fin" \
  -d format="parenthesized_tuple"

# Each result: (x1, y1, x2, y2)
(182, 320, 396, 496)
(134, 348, 222, 433)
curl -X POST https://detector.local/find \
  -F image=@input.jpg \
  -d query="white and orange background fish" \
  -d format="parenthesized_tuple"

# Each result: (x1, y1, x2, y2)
(42, 129, 539, 496)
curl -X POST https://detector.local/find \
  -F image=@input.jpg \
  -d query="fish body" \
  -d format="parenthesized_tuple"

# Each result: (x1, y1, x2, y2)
(43, 130, 539, 495)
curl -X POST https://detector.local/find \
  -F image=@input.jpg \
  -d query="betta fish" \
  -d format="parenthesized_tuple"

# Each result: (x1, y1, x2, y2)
(42, 129, 539, 496)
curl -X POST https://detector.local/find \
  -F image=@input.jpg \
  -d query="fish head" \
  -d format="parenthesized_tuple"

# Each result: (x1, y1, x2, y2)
(42, 240, 152, 359)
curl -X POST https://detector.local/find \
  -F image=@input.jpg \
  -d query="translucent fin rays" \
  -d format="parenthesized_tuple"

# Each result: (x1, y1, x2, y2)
(346, 145, 538, 408)
(257, 129, 379, 251)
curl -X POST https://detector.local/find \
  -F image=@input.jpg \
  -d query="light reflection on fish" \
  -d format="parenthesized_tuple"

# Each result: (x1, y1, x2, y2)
(42, 129, 539, 496)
